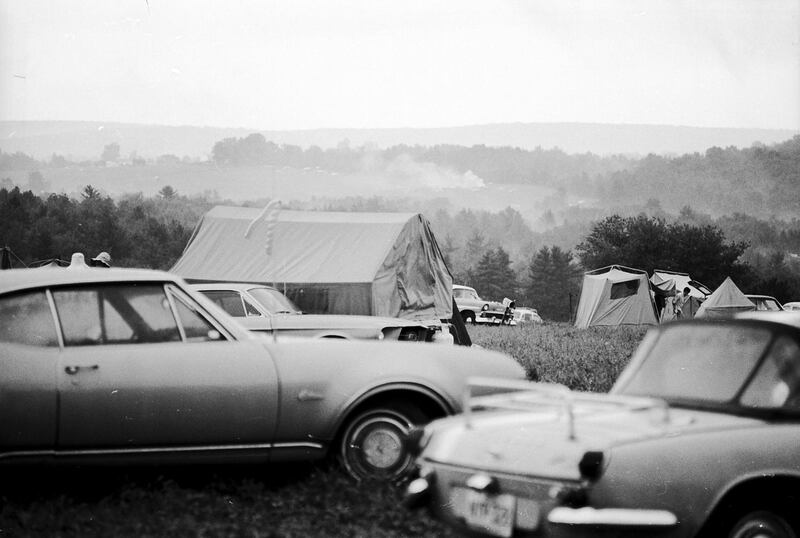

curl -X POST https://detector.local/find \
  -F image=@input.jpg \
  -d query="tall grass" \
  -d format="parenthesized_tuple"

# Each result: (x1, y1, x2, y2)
(470, 322, 648, 392)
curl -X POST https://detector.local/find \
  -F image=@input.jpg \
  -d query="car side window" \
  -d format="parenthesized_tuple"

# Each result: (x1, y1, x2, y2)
(168, 287, 226, 342)
(243, 297, 262, 316)
(201, 290, 246, 317)
(52, 284, 181, 346)
(0, 290, 59, 347)
(741, 335, 800, 409)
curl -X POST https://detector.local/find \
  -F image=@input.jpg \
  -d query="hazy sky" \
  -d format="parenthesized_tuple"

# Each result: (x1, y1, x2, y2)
(1, 0, 798, 130)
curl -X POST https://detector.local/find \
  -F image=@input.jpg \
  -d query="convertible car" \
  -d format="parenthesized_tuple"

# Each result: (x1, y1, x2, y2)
(405, 312, 800, 537)
(0, 259, 525, 480)
(189, 282, 448, 343)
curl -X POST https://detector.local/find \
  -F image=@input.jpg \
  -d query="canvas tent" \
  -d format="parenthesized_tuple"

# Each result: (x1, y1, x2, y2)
(171, 205, 453, 320)
(574, 265, 658, 328)
(650, 269, 711, 321)
(695, 276, 755, 319)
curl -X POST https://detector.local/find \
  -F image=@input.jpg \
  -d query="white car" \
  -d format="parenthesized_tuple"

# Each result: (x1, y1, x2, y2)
(190, 282, 452, 343)
(512, 307, 542, 324)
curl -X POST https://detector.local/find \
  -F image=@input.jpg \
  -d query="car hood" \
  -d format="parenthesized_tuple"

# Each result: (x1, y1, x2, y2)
(270, 314, 426, 331)
(421, 400, 765, 481)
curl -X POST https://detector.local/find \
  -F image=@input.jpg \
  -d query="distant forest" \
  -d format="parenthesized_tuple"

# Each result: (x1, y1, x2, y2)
(2, 134, 800, 318)
(2, 132, 798, 220)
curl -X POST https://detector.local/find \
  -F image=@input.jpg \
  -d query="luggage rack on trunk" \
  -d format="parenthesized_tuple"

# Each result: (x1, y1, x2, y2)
(463, 377, 670, 440)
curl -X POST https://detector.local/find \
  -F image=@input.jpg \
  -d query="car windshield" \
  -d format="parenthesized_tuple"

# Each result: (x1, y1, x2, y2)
(616, 324, 774, 403)
(248, 287, 301, 315)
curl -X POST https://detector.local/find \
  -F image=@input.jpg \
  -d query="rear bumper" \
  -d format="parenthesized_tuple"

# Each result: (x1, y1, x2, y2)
(548, 506, 678, 528)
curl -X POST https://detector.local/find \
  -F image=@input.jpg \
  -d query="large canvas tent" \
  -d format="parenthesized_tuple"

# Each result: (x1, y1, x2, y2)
(695, 277, 755, 319)
(574, 265, 658, 328)
(171, 205, 453, 320)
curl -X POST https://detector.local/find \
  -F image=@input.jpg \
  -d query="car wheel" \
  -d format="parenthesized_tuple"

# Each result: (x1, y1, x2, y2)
(461, 311, 475, 324)
(728, 510, 796, 538)
(338, 401, 426, 481)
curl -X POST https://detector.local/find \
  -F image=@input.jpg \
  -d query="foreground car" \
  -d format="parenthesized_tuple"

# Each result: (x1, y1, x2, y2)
(190, 282, 448, 343)
(454, 284, 515, 325)
(0, 262, 525, 480)
(406, 312, 800, 537)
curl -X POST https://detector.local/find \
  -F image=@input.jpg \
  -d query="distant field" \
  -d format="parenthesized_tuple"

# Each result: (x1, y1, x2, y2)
(0, 322, 647, 537)
(2, 163, 557, 221)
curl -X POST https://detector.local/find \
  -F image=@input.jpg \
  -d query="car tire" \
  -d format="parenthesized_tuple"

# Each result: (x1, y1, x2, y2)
(338, 401, 427, 481)
(461, 311, 475, 324)
(728, 510, 796, 538)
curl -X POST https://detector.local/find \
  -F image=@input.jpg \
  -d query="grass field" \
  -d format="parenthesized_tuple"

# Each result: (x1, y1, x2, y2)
(0, 322, 648, 537)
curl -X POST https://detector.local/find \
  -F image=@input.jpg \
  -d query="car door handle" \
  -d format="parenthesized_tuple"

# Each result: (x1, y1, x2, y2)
(64, 365, 99, 375)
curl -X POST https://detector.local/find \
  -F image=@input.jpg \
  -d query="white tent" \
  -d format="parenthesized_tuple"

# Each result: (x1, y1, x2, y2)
(171, 205, 453, 320)
(574, 265, 659, 328)
(695, 277, 755, 319)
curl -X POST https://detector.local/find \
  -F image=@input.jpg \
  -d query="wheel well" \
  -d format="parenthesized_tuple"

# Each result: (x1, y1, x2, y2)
(699, 475, 800, 537)
(332, 389, 449, 447)
(346, 389, 449, 423)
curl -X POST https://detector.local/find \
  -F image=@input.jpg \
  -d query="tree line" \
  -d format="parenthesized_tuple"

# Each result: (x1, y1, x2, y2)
(3, 186, 798, 322)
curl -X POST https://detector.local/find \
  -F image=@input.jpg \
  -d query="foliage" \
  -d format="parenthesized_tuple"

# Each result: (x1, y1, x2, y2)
(101, 142, 121, 162)
(522, 246, 582, 321)
(576, 214, 750, 288)
(0, 186, 208, 269)
(468, 247, 516, 301)
(469, 322, 647, 392)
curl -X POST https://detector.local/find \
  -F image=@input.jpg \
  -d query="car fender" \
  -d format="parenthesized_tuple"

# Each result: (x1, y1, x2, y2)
(262, 340, 523, 448)
(591, 422, 800, 536)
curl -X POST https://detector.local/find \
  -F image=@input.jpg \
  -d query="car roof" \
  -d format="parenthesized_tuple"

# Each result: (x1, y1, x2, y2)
(189, 282, 276, 292)
(0, 267, 182, 295)
(733, 310, 800, 329)
(745, 294, 780, 301)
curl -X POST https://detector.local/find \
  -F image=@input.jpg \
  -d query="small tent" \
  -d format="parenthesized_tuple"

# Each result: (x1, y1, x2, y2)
(695, 277, 755, 319)
(171, 205, 453, 320)
(574, 265, 658, 328)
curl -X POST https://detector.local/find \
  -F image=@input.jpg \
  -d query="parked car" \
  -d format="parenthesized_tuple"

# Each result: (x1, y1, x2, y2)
(453, 284, 514, 325)
(785, 302, 800, 312)
(747, 294, 784, 311)
(0, 260, 526, 480)
(190, 282, 450, 343)
(405, 312, 800, 537)
(512, 307, 542, 325)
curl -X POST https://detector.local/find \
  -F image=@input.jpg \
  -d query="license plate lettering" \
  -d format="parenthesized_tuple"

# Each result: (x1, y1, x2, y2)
(463, 490, 516, 537)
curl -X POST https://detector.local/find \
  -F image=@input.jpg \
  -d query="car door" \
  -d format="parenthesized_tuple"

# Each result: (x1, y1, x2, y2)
(52, 282, 279, 453)
(0, 288, 60, 452)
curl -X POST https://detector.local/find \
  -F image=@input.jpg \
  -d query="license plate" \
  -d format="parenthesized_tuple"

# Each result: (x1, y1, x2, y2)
(462, 489, 516, 537)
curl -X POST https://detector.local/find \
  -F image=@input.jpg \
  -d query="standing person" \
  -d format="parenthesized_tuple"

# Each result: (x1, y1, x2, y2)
(90, 251, 111, 268)
(675, 287, 691, 318)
